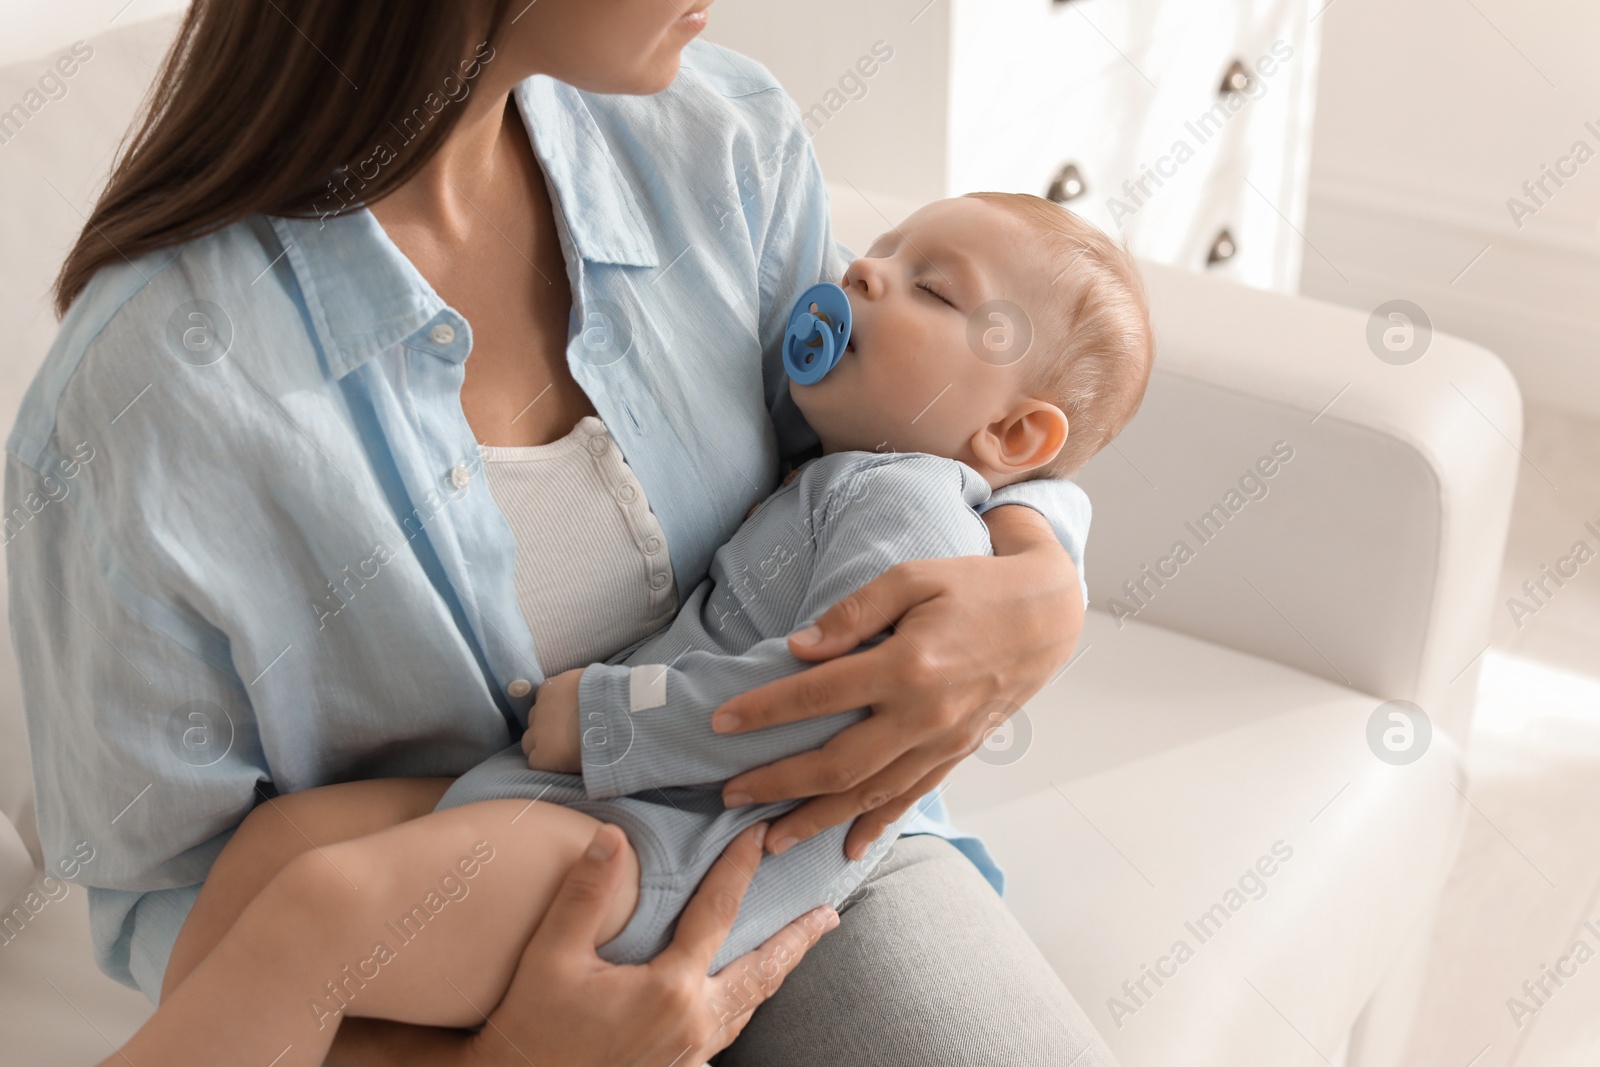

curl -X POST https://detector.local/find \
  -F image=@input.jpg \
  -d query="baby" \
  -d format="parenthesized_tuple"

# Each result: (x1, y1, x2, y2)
(457, 191, 1156, 970)
(116, 191, 1152, 1065)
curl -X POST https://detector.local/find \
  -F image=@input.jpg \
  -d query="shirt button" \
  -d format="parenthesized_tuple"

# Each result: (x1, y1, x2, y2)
(430, 323, 456, 345)
(587, 435, 609, 456)
(617, 482, 638, 503)
(449, 464, 472, 489)
(650, 572, 670, 591)
(644, 536, 662, 555)
(507, 678, 533, 699)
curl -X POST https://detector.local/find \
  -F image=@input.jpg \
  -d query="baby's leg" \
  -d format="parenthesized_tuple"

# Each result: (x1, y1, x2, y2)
(164, 776, 457, 1000)
(122, 797, 640, 1067)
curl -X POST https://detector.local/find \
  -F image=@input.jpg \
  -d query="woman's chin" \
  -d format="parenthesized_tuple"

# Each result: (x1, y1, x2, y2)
(569, 52, 683, 97)
(635, 53, 685, 94)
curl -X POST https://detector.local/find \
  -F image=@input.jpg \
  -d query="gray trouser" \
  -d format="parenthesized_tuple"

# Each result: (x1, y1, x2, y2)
(716, 835, 1121, 1067)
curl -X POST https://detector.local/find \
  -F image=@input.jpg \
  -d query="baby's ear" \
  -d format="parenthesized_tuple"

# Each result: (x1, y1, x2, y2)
(974, 401, 1068, 476)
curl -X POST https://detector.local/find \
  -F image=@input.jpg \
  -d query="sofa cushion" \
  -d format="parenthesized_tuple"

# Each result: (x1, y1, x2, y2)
(945, 608, 1467, 1067)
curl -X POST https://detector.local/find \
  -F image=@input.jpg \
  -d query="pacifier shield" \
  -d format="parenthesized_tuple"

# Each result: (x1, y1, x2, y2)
(783, 282, 852, 384)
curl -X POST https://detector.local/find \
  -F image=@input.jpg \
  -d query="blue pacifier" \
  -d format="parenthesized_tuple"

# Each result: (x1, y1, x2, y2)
(783, 282, 852, 385)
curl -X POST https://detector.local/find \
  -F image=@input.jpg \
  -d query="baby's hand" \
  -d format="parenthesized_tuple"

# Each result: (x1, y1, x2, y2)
(522, 668, 584, 774)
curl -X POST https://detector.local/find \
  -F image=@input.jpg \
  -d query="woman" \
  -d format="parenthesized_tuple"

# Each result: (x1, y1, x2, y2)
(13, 1, 1115, 1064)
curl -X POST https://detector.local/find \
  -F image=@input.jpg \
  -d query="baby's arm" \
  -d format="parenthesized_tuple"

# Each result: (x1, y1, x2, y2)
(523, 666, 585, 772)
(565, 457, 992, 800)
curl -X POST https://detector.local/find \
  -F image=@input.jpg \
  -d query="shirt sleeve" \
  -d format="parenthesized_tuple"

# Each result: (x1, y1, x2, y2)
(977, 478, 1094, 608)
(578, 457, 992, 799)
(5, 447, 264, 993)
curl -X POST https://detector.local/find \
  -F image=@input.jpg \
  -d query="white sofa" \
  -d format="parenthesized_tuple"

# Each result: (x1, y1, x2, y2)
(931, 254, 1517, 1067)
(0, 14, 1521, 1067)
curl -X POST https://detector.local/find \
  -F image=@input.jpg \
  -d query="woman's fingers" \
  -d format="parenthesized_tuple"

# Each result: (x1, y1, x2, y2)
(762, 747, 950, 856)
(527, 823, 630, 956)
(471, 823, 790, 1067)
(660, 828, 842, 1062)
(700, 904, 839, 1053)
(842, 756, 961, 859)
(784, 561, 936, 662)
(655, 823, 767, 975)
(722, 715, 912, 809)
(712, 632, 910, 733)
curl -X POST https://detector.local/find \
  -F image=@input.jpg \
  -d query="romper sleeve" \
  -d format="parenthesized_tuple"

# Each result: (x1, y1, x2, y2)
(976, 477, 1094, 607)
(577, 457, 991, 799)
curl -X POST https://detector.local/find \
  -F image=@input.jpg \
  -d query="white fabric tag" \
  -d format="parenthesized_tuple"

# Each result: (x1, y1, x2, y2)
(628, 665, 668, 712)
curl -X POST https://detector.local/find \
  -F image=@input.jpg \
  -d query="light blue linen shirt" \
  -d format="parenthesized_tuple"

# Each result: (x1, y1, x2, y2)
(5, 40, 1092, 1002)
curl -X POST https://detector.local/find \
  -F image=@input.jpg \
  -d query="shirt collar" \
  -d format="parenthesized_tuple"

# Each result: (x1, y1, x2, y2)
(515, 76, 660, 270)
(270, 75, 659, 380)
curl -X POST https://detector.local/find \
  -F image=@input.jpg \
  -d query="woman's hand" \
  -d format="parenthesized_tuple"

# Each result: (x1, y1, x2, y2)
(711, 505, 1083, 859)
(465, 823, 837, 1067)
(522, 668, 584, 774)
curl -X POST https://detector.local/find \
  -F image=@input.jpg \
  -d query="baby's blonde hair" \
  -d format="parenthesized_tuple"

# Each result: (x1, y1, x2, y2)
(964, 191, 1154, 479)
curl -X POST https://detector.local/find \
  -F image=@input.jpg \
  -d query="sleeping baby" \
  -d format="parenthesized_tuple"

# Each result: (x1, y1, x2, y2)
(480, 189, 1156, 969)
(110, 190, 1153, 1066)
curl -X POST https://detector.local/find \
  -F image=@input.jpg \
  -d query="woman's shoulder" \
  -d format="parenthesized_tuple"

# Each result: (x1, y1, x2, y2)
(10, 217, 297, 473)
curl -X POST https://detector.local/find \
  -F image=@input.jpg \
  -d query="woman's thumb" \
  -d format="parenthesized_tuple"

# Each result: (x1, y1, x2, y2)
(531, 823, 626, 953)
(787, 572, 906, 661)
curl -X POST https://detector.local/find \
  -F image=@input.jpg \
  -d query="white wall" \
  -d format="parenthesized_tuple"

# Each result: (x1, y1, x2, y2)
(1302, 0, 1600, 418)
(708, 0, 1324, 292)
(705, 0, 953, 207)
(0, 0, 188, 66)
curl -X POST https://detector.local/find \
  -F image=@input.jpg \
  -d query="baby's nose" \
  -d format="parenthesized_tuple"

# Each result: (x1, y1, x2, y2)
(843, 260, 879, 296)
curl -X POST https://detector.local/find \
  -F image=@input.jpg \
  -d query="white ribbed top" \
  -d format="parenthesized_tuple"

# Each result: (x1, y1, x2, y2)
(479, 415, 678, 677)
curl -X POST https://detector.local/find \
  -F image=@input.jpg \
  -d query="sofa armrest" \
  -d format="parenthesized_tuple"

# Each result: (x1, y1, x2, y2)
(1076, 261, 1521, 744)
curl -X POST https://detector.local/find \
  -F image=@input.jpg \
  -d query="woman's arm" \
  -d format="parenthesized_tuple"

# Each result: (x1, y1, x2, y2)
(710, 503, 1084, 858)
(4, 445, 269, 995)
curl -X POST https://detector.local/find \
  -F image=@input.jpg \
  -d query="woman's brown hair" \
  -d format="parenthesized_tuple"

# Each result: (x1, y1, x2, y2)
(53, 0, 515, 317)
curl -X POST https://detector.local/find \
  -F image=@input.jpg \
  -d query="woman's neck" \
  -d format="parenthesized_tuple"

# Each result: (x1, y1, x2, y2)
(376, 87, 527, 243)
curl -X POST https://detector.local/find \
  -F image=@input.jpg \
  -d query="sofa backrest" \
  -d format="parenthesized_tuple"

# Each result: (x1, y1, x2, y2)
(1075, 262, 1521, 744)
(829, 185, 1522, 745)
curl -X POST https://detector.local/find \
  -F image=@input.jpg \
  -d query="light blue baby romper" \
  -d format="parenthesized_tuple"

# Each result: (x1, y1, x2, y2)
(436, 450, 993, 971)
